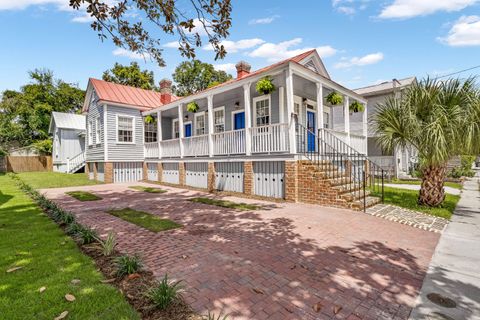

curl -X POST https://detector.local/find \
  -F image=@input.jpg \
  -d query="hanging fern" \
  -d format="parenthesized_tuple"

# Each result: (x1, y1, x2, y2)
(144, 115, 154, 124)
(186, 101, 199, 113)
(326, 91, 343, 106)
(256, 76, 276, 95)
(349, 101, 365, 113)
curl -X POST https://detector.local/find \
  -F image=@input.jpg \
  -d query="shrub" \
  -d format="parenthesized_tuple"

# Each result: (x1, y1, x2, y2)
(97, 232, 117, 256)
(66, 222, 82, 236)
(75, 226, 97, 245)
(115, 254, 143, 277)
(448, 155, 475, 178)
(146, 274, 184, 310)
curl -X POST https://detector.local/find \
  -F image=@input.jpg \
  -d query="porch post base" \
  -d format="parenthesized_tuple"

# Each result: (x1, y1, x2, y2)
(104, 162, 113, 184)
(244, 161, 253, 195)
(285, 160, 299, 202)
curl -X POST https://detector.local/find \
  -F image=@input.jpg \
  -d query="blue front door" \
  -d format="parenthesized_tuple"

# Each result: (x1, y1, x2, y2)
(307, 111, 316, 152)
(234, 112, 245, 130)
(184, 123, 192, 137)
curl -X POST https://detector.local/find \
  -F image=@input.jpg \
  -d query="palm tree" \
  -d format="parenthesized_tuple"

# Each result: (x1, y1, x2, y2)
(372, 78, 480, 207)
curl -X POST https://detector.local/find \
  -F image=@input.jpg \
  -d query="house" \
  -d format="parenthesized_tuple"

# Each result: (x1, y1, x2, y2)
(49, 111, 86, 173)
(82, 49, 384, 210)
(352, 77, 417, 178)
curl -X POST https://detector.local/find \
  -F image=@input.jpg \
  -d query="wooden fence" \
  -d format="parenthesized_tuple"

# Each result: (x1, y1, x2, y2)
(1, 156, 52, 173)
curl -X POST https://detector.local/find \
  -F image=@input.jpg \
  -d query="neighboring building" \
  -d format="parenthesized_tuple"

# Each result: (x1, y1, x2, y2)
(48, 111, 86, 173)
(82, 49, 381, 210)
(352, 77, 417, 178)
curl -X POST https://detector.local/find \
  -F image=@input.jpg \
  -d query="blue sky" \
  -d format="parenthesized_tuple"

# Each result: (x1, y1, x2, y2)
(1, 0, 479, 93)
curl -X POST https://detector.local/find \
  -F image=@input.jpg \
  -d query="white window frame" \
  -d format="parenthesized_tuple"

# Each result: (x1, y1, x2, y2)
(88, 120, 93, 146)
(95, 117, 101, 145)
(172, 118, 179, 139)
(253, 95, 271, 127)
(194, 111, 206, 136)
(115, 114, 135, 144)
(231, 109, 245, 131)
(144, 117, 158, 143)
(213, 106, 225, 133)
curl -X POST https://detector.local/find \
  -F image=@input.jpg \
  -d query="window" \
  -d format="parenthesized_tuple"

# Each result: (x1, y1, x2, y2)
(323, 112, 330, 129)
(195, 112, 206, 135)
(213, 107, 225, 133)
(144, 119, 157, 143)
(55, 130, 60, 158)
(88, 120, 93, 145)
(117, 116, 134, 143)
(172, 119, 179, 138)
(95, 117, 101, 144)
(254, 96, 270, 127)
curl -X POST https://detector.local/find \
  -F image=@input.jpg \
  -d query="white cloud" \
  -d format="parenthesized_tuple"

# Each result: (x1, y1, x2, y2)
(163, 41, 180, 48)
(213, 63, 236, 73)
(332, 0, 371, 15)
(71, 12, 95, 23)
(0, 0, 64, 10)
(203, 38, 265, 53)
(439, 15, 480, 46)
(337, 6, 356, 15)
(334, 52, 384, 69)
(379, 0, 480, 19)
(183, 18, 211, 37)
(112, 48, 150, 60)
(248, 15, 280, 25)
(248, 38, 338, 62)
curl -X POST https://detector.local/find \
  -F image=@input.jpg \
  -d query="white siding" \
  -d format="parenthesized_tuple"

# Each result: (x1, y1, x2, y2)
(85, 94, 105, 161)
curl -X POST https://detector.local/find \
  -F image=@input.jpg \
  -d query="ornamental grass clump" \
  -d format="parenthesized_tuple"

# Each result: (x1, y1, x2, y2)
(146, 274, 184, 310)
(115, 254, 143, 277)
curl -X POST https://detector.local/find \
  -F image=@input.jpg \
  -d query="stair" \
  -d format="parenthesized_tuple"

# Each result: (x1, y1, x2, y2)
(67, 152, 86, 174)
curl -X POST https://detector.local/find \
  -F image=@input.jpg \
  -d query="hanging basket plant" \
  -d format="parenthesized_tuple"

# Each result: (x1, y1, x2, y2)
(144, 115, 155, 124)
(326, 91, 343, 106)
(349, 101, 365, 113)
(186, 101, 199, 113)
(256, 76, 276, 95)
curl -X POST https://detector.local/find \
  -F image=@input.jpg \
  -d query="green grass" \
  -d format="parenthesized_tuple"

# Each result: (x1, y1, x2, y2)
(106, 208, 181, 232)
(66, 191, 102, 201)
(387, 179, 462, 190)
(17, 172, 100, 189)
(372, 186, 460, 219)
(189, 197, 260, 211)
(128, 186, 167, 194)
(0, 174, 139, 320)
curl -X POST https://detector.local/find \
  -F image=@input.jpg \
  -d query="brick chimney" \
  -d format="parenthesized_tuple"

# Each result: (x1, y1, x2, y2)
(159, 79, 173, 104)
(235, 61, 251, 79)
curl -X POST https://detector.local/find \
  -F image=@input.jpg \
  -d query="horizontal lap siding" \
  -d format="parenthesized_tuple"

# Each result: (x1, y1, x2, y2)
(107, 105, 144, 161)
(86, 98, 104, 161)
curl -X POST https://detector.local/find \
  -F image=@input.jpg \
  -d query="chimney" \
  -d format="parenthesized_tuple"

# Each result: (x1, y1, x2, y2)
(159, 79, 173, 104)
(235, 61, 251, 79)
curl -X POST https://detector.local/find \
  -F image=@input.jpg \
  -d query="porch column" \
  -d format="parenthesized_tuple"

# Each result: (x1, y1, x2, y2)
(244, 83, 252, 156)
(363, 101, 368, 154)
(279, 86, 285, 123)
(157, 110, 162, 159)
(178, 104, 184, 158)
(286, 69, 296, 154)
(344, 95, 350, 146)
(316, 83, 324, 139)
(207, 95, 214, 157)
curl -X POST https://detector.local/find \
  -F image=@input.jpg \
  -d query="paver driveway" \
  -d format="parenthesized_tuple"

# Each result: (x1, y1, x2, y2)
(42, 182, 439, 320)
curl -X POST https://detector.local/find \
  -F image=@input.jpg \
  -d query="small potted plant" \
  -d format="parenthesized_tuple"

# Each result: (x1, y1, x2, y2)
(256, 76, 276, 95)
(186, 101, 199, 113)
(326, 91, 343, 106)
(144, 115, 155, 124)
(349, 101, 365, 113)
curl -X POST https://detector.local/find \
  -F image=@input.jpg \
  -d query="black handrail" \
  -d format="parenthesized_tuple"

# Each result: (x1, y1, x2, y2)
(295, 123, 384, 212)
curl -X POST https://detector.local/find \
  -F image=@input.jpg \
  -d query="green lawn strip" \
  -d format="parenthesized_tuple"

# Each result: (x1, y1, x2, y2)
(66, 191, 102, 201)
(189, 197, 261, 211)
(128, 186, 167, 194)
(386, 179, 462, 190)
(0, 174, 139, 320)
(18, 172, 100, 189)
(106, 208, 181, 232)
(372, 186, 459, 220)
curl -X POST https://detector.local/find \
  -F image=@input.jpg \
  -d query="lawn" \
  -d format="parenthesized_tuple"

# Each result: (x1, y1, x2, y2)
(107, 208, 182, 232)
(129, 186, 167, 193)
(372, 186, 460, 219)
(66, 191, 102, 201)
(189, 197, 260, 211)
(17, 172, 100, 189)
(387, 179, 462, 190)
(0, 174, 139, 320)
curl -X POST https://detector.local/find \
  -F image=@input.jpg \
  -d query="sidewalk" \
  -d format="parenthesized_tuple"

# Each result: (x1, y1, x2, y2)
(410, 174, 480, 320)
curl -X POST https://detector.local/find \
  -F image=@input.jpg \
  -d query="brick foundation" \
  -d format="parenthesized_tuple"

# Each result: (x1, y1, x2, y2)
(207, 162, 215, 192)
(104, 162, 114, 184)
(143, 162, 148, 181)
(157, 162, 163, 182)
(85, 162, 90, 178)
(284, 161, 298, 202)
(93, 162, 98, 181)
(178, 162, 185, 186)
(244, 161, 253, 195)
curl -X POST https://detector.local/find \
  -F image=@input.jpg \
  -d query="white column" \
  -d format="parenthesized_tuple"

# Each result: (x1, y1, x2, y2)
(362, 101, 368, 155)
(316, 83, 324, 138)
(178, 104, 184, 158)
(344, 95, 350, 146)
(207, 95, 214, 157)
(286, 69, 296, 154)
(157, 110, 162, 159)
(279, 86, 285, 123)
(244, 83, 252, 156)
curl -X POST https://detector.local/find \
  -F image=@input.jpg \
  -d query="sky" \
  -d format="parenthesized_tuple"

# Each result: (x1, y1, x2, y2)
(0, 0, 479, 93)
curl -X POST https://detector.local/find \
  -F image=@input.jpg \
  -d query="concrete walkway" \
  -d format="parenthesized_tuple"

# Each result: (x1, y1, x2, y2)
(384, 184, 461, 196)
(410, 174, 480, 320)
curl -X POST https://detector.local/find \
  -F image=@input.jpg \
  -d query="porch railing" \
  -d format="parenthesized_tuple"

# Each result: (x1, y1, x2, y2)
(183, 134, 209, 157)
(213, 129, 246, 155)
(324, 129, 367, 155)
(160, 139, 180, 158)
(250, 123, 289, 153)
(144, 142, 159, 158)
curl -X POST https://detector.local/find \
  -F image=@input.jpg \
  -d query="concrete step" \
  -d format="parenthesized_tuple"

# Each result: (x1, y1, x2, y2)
(332, 183, 363, 194)
(351, 196, 382, 210)
(340, 189, 371, 202)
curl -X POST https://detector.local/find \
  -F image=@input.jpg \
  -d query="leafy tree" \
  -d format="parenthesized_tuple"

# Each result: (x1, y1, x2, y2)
(69, 0, 232, 67)
(103, 62, 156, 90)
(373, 77, 480, 207)
(172, 60, 232, 96)
(0, 69, 85, 153)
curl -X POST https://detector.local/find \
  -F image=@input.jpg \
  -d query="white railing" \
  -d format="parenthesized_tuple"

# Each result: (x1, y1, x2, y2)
(144, 142, 159, 158)
(183, 135, 209, 157)
(160, 139, 180, 158)
(250, 123, 289, 153)
(324, 129, 367, 155)
(66, 152, 85, 173)
(213, 129, 246, 155)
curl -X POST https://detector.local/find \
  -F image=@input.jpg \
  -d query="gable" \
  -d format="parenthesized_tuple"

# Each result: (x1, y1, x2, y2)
(297, 52, 330, 79)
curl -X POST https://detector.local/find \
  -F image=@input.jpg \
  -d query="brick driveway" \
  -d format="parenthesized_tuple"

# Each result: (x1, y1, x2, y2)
(42, 182, 439, 320)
